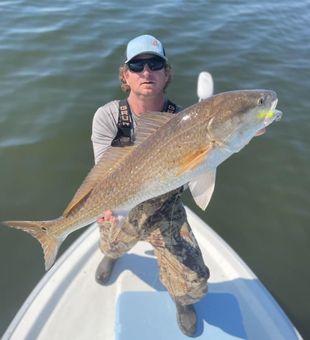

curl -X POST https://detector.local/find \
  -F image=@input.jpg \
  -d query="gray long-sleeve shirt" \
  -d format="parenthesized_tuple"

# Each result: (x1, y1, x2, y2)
(91, 99, 181, 163)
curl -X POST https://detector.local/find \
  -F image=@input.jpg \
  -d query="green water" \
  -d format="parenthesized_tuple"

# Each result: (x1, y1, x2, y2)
(0, 0, 309, 337)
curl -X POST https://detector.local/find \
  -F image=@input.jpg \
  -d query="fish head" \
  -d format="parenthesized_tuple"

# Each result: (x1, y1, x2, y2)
(205, 90, 282, 153)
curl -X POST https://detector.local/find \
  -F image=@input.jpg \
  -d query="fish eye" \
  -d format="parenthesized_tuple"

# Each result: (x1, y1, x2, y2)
(258, 97, 264, 105)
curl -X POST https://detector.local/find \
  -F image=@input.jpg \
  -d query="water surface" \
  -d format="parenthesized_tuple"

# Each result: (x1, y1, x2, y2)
(0, 0, 309, 337)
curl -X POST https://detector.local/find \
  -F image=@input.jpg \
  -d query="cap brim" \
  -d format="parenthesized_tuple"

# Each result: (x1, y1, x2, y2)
(125, 52, 168, 63)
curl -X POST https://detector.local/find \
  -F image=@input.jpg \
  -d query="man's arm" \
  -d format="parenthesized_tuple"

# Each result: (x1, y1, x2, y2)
(91, 100, 119, 164)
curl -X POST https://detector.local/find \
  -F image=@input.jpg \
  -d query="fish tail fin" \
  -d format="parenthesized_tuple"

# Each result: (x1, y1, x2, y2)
(2, 219, 62, 271)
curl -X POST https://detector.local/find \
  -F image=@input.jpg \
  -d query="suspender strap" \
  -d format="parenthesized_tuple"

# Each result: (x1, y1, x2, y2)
(164, 99, 177, 114)
(111, 99, 134, 147)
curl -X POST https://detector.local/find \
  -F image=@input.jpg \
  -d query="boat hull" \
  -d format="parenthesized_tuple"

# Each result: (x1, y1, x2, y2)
(2, 208, 302, 340)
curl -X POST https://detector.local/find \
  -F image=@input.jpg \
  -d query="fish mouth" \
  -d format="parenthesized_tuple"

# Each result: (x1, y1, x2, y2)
(256, 99, 282, 136)
(273, 109, 283, 122)
(264, 109, 283, 126)
(272, 97, 282, 120)
(262, 98, 283, 126)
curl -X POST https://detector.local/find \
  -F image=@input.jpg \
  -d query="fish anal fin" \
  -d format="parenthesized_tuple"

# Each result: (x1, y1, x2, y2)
(177, 146, 212, 176)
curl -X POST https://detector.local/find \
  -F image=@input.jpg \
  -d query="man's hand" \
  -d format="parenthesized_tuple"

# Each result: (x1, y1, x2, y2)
(97, 210, 125, 228)
(97, 210, 117, 224)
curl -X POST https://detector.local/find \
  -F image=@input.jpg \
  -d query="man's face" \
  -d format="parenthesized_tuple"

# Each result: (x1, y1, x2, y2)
(124, 54, 170, 98)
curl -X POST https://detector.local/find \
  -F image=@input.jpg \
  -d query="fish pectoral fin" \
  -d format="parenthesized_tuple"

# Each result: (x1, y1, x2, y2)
(189, 170, 216, 210)
(2, 219, 62, 270)
(176, 146, 212, 176)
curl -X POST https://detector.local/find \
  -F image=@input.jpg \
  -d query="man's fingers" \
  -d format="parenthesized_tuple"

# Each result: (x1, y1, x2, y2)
(97, 210, 114, 224)
(97, 217, 106, 224)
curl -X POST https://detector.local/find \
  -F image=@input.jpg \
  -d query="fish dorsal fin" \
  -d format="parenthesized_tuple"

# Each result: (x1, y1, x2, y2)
(63, 112, 175, 217)
(63, 146, 134, 216)
(134, 111, 175, 144)
(189, 170, 216, 210)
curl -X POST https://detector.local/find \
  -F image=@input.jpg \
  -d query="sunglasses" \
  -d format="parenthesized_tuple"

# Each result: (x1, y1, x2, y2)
(127, 57, 166, 73)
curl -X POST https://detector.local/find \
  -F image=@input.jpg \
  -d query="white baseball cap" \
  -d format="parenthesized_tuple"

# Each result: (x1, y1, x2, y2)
(125, 35, 167, 63)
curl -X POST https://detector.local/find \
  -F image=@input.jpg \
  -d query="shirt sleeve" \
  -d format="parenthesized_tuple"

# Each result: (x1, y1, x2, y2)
(91, 100, 119, 164)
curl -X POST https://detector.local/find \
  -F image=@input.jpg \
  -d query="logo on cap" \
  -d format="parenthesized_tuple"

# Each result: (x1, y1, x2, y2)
(152, 39, 159, 47)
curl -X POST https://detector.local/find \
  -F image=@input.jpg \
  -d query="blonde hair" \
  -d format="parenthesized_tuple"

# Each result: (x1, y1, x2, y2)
(119, 63, 172, 93)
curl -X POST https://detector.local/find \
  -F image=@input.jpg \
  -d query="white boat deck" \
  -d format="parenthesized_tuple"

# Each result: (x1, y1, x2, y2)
(2, 208, 302, 340)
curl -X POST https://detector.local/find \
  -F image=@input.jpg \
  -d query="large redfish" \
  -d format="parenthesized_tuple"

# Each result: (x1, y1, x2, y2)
(2, 90, 282, 270)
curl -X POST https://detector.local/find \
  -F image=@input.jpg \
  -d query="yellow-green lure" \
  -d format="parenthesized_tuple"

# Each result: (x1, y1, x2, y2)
(258, 110, 274, 119)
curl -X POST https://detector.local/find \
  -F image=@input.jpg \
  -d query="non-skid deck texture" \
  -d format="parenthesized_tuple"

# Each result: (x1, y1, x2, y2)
(116, 291, 247, 339)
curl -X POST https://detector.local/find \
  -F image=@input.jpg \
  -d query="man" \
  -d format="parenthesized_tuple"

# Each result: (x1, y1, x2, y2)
(91, 34, 209, 337)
